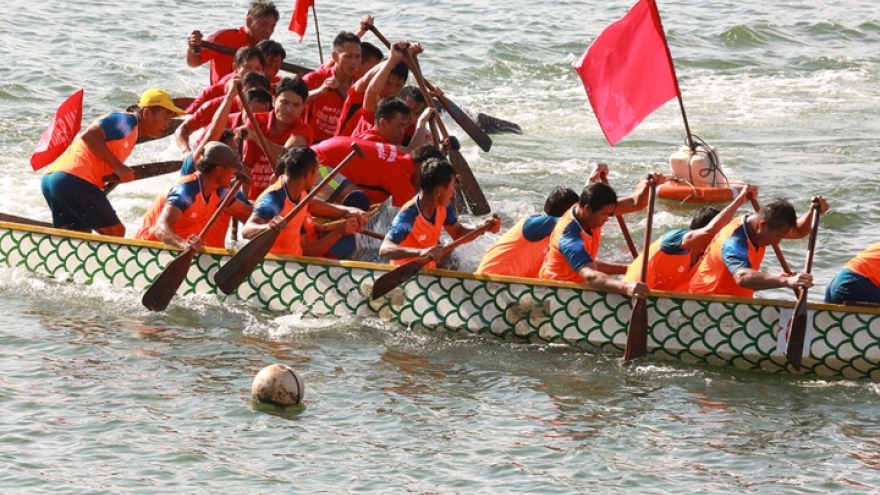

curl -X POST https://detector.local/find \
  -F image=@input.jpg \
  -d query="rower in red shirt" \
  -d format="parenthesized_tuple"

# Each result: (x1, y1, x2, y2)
(185, 0, 279, 85)
(303, 32, 362, 143)
(241, 76, 313, 200)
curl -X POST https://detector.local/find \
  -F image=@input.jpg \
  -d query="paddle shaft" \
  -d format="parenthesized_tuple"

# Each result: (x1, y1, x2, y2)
(0, 212, 52, 228)
(367, 25, 492, 152)
(786, 199, 822, 370)
(103, 160, 184, 192)
(141, 176, 246, 311)
(213, 143, 364, 294)
(199, 40, 313, 76)
(599, 175, 638, 259)
(236, 85, 277, 173)
(623, 180, 656, 363)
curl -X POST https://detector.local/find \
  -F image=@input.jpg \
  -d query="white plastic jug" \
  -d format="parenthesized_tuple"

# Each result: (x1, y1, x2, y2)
(669, 146, 727, 187)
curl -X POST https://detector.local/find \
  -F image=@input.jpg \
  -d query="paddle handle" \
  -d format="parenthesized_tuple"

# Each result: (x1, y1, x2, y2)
(441, 217, 497, 257)
(802, 198, 822, 275)
(103, 160, 184, 187)
(599, 174, 638, 259)
(281, 143, 365, 225)
(236, 84, 277, 173)
(199, 40, 313, 76)
(404, 52, 452, 141)
(638, 180, 656, 284)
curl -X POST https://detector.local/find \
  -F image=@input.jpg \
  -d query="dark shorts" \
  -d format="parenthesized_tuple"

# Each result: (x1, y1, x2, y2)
(825, 268, 880, 304)
(41, 171, 121, 230)
(341, 190, 371, 211)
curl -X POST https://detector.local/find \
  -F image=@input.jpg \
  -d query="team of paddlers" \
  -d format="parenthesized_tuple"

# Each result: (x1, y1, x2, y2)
(34, 1, 879, 306)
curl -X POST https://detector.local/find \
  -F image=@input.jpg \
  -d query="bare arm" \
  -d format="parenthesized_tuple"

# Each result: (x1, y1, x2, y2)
(614, 173, 666, 216)
(364, 41, 408, 113)
(379, 237, 442, 262)
(153, 204, 191, 250)
(733, 268, 813, 291)
(786, 196, 829, 239)
(186, 30, 205, 68)
(192, 79, 240, 160)
(81, 123, 133, 183)
(680, 185, 756, 249)
(577, 263, 646, 297)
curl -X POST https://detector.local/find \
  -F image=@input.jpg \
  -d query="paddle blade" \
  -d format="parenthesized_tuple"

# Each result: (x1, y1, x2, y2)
(623, 297, 649, 362)
(371, 258, 431, 300)
(448, 148, 490, 215)
(213, 229, 280, 295)
(786, 291, 810, 371)
(436, 94, 492, 152)
(142, 249, 197, 311)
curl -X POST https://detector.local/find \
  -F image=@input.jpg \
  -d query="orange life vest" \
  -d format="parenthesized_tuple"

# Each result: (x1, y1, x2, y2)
(689, 216, 765, 297)
(538, 208, 602, 283)
(476, 216, 550, 279)
(844, 242, 880, 288)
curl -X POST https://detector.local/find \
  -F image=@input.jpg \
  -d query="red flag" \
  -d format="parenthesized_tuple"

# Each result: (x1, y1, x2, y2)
(30, 89, 84, 171)
(288, 0, 314, 42)
(575, 0, 680, 146)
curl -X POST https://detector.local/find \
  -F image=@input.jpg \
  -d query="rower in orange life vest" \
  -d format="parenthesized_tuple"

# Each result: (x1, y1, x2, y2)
(624, 184, 758, 291)
(689, 197, 829, 297)
(41, 88, 184, 237)
(379, 158, 501, 268)
(826, 243, 880, 305)
(135, 142, 252, 251)
(475, 187, 579, 279)
(538, 170, 666, 297)
(241, 146, 369, 258)
(185, 1, 279, 85)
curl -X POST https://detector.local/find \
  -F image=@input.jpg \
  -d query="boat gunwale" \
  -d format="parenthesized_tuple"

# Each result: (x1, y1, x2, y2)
(1, 218, 876, 316)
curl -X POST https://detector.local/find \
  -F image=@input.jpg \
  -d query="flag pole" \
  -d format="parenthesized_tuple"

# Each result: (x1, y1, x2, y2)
(311, 4, 324, 64)
(650, 0, 694, 151)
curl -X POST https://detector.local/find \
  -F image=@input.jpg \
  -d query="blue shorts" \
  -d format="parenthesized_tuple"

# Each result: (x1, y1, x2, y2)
(824, 268, 880, 304)
(342, 190, 371, 211)
(41, 171, 121, 230)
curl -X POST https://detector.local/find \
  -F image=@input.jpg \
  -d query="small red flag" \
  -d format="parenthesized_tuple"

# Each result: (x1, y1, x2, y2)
(288, 0, 314, 42)
(575, 0, 680, 146)
(30, 89, 84, 171)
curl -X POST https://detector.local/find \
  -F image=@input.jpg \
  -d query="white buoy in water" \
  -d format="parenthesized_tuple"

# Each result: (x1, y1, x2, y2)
(251, 364, 305, 406)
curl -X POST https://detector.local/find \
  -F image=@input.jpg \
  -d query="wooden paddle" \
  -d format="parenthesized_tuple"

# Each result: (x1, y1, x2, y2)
(371, 219, 496, 300)
(749, 197, 798, 298)
(786, 197, 822, 371)
(142, 173, 248, 311)
(599, 174, 638, 259)
(366, 25, 493, 152)
(103, 160, 184, 194)
(213, 142, 365, 295)
(404, 51, 491, 215)
(199, 40, 313, 76)
(235, 85, 278, 172)
(0, 212, 52, 228)
(623, 178, 656, 363)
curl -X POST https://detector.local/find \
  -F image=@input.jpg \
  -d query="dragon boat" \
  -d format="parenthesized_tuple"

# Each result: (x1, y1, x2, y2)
(1, 218, 878, 381)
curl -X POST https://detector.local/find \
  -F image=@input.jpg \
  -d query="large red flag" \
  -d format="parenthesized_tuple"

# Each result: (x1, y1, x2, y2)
(288, 0, 314, 42)
(30, 88, 84, 171)
(575, 0, 679, 146)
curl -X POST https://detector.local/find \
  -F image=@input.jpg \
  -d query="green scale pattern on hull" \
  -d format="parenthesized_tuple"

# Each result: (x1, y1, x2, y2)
(2, 225, 880, 380)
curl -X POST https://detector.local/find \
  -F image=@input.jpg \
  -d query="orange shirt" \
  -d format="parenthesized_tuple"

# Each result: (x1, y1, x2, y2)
(844, 242, 880, 288)
(624, 228, 695, 291)
(135, 173, 230, 247)
(476, 214, 559, 279)
(385, 195, 457, 268)
(45, 112, 138, 188)
(251, 178, 309, 257)
(689, 216, 765, 297)
(538, 207, 602, 284)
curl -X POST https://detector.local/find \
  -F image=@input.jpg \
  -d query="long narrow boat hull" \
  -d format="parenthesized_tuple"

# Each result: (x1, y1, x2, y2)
(1, 220, 878, 381)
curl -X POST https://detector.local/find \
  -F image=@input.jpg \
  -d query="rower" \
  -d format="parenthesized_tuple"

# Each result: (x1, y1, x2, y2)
(538, 172, 666, 297)
(186, 0, 279, 85)
(476, 187, 579, 279)
(242, 146, 368, 259)
(826, 243, 880, 305)
(135, 142, 252, 251)
(624, 184, 757, 291)
(689, 198, 829, 297)
(303, 31, 363, 143)
(379, 158, 501, 268)
(185, 46, 265, 117)
(41, 88, 184, 237)
(175, 71, 271, 154)
(255, 39, 286, 90)
(241, 76, 314, 200)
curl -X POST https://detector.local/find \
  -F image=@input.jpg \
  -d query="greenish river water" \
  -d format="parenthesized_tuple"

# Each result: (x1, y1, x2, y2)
(1, 0, 880, 492)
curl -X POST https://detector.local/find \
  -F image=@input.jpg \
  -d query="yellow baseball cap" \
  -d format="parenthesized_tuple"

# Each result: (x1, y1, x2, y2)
(138, 88, 185, 116)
